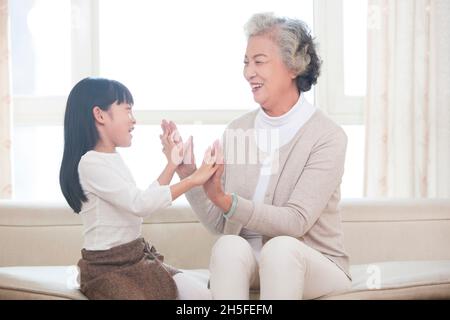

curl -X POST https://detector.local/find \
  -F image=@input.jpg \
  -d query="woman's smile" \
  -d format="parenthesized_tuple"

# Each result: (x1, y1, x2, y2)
(251, 82, 264, 93)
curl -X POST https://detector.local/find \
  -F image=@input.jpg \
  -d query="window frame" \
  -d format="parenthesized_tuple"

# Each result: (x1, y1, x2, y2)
(12, 0, 365, 127)
(314, 0, 365, 125)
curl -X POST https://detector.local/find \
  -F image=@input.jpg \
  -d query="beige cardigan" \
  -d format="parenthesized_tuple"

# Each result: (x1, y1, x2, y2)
(185, 108, 351, 279)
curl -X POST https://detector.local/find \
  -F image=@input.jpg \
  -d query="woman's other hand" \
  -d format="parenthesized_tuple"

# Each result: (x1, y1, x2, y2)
(203, 140, 226, 203)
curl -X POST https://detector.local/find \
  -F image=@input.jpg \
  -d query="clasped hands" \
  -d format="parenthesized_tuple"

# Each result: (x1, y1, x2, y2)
(159, 120, 232, 212)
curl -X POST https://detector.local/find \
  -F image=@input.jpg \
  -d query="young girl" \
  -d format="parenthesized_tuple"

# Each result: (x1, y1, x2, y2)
(59, 77, 216, 300)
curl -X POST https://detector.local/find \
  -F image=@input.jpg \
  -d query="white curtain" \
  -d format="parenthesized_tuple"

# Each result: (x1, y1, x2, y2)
(0, 0, 12, 199)
(364, 0, 450, 198)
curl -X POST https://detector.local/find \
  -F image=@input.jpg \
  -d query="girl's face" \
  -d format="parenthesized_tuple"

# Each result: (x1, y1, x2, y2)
(243, 35, 298, 115)
(103, 102, 136, 149)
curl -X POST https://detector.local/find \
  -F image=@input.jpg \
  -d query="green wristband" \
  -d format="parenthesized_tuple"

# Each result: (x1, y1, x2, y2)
(224, 193, 238, 219)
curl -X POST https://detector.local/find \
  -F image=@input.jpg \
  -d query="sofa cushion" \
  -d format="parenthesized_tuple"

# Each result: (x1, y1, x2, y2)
(0, 267, 209, 300)
(0, 266, 86, 300)
(321, 260, 450, 299)
(1, 260, 449, 300)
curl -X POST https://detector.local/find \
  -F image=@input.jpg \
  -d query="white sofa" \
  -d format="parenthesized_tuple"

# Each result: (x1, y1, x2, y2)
(0, 199, 449, 300)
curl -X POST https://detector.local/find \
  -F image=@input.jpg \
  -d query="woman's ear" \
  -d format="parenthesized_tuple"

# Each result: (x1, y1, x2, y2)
(92, 106, 106, 124)
(290, 69, 298, 80)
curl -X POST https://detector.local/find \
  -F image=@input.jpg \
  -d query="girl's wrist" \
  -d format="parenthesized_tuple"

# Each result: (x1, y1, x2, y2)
(176, 165, 197, 179)
(183, 175, 198, 189)
(166, 162, 178, 172)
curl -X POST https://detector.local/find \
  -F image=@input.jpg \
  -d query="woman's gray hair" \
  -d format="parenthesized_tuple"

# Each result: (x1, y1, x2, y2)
(244, 12, 321, 92)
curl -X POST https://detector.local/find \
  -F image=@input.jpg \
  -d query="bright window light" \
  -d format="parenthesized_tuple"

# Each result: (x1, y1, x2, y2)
(343, 0, 368, 96)
(98, 0, 314, 110)
(10, 0, 71, 95)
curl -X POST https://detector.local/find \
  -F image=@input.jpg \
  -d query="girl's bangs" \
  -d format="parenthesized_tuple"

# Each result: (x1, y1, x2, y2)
(109, 80, 134, 106)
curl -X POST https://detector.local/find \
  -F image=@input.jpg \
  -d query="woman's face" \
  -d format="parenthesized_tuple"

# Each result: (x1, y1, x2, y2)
(243, 35, 298, 113)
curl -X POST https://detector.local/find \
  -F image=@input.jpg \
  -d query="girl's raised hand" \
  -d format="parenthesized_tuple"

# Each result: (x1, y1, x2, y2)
(160, 120, 197, 178)
(188, 146, 219, 186)
(160, 119, 184, 168)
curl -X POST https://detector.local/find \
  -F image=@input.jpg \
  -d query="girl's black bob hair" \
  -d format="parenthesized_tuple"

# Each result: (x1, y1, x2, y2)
(59, 77, 133, 213)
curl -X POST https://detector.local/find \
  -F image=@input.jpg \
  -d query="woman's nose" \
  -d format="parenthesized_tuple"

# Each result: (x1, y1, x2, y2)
(244, 64, 256, 81)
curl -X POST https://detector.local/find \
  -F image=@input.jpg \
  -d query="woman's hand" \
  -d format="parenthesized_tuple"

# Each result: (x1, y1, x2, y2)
(202, 141, 232, 213)
(188, 146, 219, 187)
(160, 120, 197, 178)
(203, 140, 225, 203)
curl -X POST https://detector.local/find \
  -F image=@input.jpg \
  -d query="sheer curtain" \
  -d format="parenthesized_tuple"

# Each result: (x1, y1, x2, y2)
(364, 0, 450, 198)
(0, 0, 12, 199)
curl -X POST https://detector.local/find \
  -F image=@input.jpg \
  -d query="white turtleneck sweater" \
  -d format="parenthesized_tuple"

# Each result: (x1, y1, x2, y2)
(240, 94, 317, 259)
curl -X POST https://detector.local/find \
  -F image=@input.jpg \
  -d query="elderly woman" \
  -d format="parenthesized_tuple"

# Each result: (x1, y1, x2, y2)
(161, 12, 351, 300)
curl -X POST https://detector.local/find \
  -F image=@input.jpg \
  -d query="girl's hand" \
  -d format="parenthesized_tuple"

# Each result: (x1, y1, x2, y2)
(160, 120, 197, 177)
(189, 146, 219, 186)
(160, 120, 184, 169)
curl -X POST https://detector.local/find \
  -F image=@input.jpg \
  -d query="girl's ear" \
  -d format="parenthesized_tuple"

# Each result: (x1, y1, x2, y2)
(92, 106, 106, 124)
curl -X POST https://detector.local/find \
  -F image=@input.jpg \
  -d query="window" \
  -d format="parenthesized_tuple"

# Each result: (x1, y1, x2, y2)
(10, 0, 72, 95)
(98, 0, 314, 111)
(314, 0, 367, 124)
(343, 0, 367, 96)
(12, 124, 226, 203)
(313, 0, 368, 198)
(9, 0, 367, 202)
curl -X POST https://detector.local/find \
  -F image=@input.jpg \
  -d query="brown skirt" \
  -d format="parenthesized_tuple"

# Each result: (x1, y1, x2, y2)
(77, 237, 180, 300)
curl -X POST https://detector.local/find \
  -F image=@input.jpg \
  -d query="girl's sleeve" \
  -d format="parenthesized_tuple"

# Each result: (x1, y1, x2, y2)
(78, 161, 172, 217)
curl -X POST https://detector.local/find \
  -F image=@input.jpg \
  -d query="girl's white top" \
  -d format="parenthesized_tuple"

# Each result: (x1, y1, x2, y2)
(78, 150, 172, 250)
